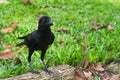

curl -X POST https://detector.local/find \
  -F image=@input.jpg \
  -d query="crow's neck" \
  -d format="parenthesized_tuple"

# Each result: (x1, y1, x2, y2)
(38, 26, 51, 33)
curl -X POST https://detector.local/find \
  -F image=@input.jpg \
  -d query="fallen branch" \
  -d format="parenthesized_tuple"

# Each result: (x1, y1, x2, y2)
(3, 65, 75, 80)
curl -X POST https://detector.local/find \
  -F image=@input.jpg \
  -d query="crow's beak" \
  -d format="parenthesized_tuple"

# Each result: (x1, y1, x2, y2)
(47, 21, 53, 26)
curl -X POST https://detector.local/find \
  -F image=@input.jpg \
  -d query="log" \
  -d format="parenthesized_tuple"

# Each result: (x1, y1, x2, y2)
(3, 65, 75, 80)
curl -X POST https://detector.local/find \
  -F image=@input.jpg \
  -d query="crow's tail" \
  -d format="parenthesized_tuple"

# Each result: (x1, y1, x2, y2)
(17, 37, 26, 39)
(16, 42, 26, 46)
(17, 35, 28, 39)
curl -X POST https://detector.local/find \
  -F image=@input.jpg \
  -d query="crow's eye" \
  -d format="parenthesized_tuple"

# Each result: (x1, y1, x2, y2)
(40, 18, 50, 24)
(44, 19, 48, 22)
(41, 19, 46, 23)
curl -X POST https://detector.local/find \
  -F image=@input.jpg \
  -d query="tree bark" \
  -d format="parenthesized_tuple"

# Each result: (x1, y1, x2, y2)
(3, 65, 75, 80)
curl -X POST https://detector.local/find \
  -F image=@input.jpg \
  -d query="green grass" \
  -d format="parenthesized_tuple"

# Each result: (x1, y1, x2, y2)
(0, 0, 120, 78)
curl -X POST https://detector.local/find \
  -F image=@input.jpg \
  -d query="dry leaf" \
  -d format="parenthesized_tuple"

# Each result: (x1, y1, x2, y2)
(101, 72, 112, 80)
(108, 63, 119, 73)
(74, 70, 85, 80)
(99, 24, 114, 30)
(95, 63, 105, 72)
(2, 42, 14, 49)
(90, 25, 100, 30)
(107, 24, 114, 29)
(91, 19, 100, 24)
(0, 46, 25, 59)
(23, 0, 34, 4)
(56, 28, 70, 32)
(83, 71, 94, 80)
(2, 48, 10, 53)
(0, 22, 18, 34)
(23, 0, 29, 4)
(89, 62, 96, 70)
(110, 74, 120, 80)
(83, 61, 90, 69)
(0, 49, 16, 59)
(75, 62, 119, 80)
(59, 41, 64, 46)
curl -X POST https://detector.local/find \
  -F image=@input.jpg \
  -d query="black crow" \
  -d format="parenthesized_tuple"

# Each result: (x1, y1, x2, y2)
(16, 16, 55, 74)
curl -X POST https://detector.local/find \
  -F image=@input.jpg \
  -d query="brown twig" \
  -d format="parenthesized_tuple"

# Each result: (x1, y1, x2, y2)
(16, 46, 25, 53)
(79, 34, 87, 67)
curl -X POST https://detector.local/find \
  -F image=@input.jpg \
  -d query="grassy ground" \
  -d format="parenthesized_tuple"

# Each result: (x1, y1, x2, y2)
(0, 0, 120, 78)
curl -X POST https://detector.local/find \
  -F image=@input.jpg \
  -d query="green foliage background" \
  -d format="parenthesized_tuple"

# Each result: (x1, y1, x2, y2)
(0, 0, 120, 78)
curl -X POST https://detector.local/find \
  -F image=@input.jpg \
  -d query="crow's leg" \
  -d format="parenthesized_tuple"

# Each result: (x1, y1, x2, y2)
(28, 48, 40, 74)
(41, 50, 52, 74)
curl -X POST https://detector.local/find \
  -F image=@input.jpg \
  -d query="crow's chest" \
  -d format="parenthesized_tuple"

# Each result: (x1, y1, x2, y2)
(34, 34, 54, 50)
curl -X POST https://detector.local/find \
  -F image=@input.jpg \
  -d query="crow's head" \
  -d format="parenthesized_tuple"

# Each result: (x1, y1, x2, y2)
(38, 16, 53, 31)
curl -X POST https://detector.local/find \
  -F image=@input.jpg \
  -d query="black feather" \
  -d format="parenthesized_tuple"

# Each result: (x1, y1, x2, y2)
(16, 42, 26, 46)
(16, 16, 55, 74)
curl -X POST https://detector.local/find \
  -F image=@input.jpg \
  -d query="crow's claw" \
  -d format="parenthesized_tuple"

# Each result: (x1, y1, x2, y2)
(30, 69, 40, 74)
(42, 68, 52, 74)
